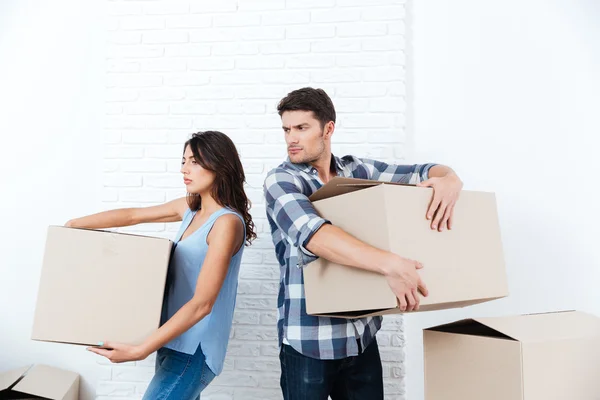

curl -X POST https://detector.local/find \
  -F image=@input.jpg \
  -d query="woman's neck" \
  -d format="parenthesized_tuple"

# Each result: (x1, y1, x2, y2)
(196, 193, 222, 217)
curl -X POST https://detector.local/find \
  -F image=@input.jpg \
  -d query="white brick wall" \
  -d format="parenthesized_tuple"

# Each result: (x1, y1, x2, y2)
(102, 1, 408, 399)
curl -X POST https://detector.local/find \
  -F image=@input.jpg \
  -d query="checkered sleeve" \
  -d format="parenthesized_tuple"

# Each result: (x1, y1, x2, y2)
(358, 158, 437, 184)
(264, 168, 331, 267)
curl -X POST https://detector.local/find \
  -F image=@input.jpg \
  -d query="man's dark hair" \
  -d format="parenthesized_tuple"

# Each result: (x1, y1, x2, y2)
(277, 87, 336, 128)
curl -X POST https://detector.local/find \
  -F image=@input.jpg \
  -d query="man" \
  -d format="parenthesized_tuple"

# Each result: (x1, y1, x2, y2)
(263, 87, 463, 399)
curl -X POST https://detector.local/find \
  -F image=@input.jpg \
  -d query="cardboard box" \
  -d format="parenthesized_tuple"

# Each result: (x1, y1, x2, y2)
(304, 177, 508, 318)
(423, 311, 600, 400)
(0, 364, 79, 400)
(31, 226, 172, 346)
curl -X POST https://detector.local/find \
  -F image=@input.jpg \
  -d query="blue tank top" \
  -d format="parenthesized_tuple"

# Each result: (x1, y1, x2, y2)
(161, 207, 245, 375)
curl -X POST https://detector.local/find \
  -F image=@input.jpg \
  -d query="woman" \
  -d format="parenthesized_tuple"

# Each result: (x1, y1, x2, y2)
(67, 131, 256, 399)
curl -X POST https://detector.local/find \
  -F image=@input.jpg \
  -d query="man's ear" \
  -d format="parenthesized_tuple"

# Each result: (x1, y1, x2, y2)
(324, 121, 335, 139)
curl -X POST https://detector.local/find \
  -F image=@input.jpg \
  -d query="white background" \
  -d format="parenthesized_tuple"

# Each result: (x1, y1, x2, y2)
(405, 0, 600, 398)
(0, 0, 106, 398)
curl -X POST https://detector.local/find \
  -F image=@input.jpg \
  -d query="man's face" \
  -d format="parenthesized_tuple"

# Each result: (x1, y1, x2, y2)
(281, 110, 329, 164)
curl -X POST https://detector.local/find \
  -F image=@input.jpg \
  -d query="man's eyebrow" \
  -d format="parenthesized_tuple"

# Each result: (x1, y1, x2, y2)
(282, 123, 309, 129)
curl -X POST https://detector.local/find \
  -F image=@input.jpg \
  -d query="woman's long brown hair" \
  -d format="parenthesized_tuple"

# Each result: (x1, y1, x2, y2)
(184, 131, 256, 245)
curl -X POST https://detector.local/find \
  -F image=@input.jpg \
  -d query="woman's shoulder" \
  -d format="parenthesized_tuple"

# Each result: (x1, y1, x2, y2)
(222, 207, 243, 217)
(211, 209, 245, 237)
(209, 209, 245, 250)
(214, 208, 244, 226)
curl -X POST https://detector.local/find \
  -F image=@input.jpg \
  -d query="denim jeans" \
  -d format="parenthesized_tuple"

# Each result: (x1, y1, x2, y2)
(143, 343, 215, 400)
(279, 339, 384, 400)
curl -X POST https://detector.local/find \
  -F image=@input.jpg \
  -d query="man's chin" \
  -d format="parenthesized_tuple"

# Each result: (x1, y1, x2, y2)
(291, 157, 309, 164)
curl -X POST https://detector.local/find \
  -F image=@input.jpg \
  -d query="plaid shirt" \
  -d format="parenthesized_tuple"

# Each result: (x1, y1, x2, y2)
(263, 154, 436, 360)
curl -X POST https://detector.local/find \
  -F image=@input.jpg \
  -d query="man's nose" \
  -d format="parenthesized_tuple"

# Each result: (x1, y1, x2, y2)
(286, 131, 299, 144)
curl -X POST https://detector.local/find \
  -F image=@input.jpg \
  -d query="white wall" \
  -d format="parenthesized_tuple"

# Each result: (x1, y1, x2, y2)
(1, 0, 411, 399)
(406, 0, 600, 398)
(102, 1, 409, 398)
(0, 1, 105, 399)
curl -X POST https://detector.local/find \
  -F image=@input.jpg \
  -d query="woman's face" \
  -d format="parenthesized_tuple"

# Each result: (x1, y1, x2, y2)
(180, 145, 215, 195)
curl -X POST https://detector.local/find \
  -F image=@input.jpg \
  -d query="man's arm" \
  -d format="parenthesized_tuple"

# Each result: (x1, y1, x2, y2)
(264, 168, 427, 311)
(359, 157, 437, 184)
(264, 169, 331, 267)
(305, 224, 428, 306)
(427, 164, 455, 178)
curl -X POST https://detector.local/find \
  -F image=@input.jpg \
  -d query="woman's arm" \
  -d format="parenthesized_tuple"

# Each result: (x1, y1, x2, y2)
(88, 213, 245, 362)
(66, 197, 188, 229)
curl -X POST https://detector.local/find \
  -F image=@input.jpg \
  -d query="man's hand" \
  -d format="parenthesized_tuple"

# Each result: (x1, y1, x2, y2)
(381, 254, 428, 312)
(417, 172, 463, 232)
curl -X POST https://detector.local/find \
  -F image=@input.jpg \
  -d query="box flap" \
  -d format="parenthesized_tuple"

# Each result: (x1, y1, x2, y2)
(474, 310, 600, 343)
(425, 318, 516, 340)
(13, 365, 79, 400)
(0, 366, 31, 392)
(309, 177, 410, 202)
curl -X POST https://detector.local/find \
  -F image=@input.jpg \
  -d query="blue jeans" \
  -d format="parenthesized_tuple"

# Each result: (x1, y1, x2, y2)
(279, 339, 384, 400)
(143, 343, 215, 400)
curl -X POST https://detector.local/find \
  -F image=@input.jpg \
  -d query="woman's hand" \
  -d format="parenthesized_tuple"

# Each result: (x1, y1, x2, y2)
(87, 341, 148, 363)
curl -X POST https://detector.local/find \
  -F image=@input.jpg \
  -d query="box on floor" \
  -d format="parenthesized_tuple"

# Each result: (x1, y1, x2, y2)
(424, 310, 600, 400)
(0, 364, 79, 400)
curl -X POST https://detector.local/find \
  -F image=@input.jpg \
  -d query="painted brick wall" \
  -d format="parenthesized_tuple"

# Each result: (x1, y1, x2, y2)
(102, 1, 408, 398)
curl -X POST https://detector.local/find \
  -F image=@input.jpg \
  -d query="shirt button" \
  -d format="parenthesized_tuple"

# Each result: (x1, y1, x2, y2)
(311, 169, 316, 174)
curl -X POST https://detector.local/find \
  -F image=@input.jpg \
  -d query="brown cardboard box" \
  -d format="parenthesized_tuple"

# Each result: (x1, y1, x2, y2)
(0, 364, 79, 400)
(423, 310, 600, 400)
(304, 177, 508, 318)
(31, 226, 172, 346)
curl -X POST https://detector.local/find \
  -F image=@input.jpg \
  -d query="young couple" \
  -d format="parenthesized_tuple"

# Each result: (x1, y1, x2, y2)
(71, 88, 463, 399)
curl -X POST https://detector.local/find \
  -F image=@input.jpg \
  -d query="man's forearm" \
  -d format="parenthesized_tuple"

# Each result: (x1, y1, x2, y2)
(427, 164, 456, 178)
(305, 224, 395, 275)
